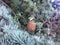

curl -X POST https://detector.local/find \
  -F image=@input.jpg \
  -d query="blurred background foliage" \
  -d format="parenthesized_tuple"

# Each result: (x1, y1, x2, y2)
(0, 0, 60, 45)
(2, 0, 60, 41)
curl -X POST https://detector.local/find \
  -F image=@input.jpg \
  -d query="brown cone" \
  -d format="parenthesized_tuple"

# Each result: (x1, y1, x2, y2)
(27, 20, 36, 32)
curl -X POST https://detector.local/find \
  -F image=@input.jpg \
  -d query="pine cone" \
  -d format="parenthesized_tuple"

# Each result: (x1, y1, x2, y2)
(27, 20, 36, 32)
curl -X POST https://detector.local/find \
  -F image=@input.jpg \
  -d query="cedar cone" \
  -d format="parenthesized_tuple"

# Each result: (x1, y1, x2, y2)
(27, 20, 36, 32)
